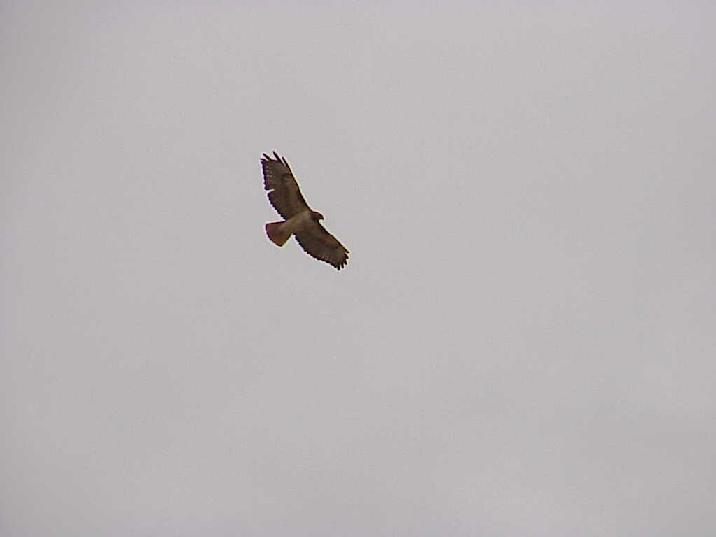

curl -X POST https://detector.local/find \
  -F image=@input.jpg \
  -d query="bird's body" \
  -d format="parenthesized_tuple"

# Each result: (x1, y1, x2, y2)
(262, 152, 349, 270)
(265, 209, 320, 247)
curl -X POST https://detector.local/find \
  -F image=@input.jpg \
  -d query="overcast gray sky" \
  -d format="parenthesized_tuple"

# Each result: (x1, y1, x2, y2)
(2, 2, 715, 536)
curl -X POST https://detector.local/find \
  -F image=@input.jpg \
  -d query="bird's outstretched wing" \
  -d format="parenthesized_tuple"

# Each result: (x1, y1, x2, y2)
(262, 152, 310, 219)
(295, 221, 349, 270)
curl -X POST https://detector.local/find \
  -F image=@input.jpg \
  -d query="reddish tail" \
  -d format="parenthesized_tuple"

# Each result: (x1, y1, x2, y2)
(265, 221, 291, 246)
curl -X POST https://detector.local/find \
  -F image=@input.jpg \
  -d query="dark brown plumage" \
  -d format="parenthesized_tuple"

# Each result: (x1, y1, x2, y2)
(262, 152, 349, 270)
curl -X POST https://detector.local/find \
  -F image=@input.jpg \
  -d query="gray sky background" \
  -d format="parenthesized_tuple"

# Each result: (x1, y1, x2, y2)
(2, 2, 715, 536)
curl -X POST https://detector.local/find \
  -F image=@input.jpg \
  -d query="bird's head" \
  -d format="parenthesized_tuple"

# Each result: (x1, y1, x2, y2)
(311, 211, 325, 221)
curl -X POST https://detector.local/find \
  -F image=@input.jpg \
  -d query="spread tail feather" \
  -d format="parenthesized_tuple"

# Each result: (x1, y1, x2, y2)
(265, 221, 291, 246)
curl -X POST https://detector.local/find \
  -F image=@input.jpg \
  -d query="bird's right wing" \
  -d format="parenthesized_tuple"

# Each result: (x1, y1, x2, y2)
(262, 152, 310, 219)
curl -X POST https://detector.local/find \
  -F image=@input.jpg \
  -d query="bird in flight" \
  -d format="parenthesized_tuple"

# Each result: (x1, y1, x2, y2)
(262, 152, 349, 270)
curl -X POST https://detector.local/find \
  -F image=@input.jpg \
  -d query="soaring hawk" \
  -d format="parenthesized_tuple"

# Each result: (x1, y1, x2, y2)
(262, 152, 349, 270)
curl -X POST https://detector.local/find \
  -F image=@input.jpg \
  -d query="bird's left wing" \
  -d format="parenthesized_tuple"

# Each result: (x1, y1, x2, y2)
(295, 221, 349, 270)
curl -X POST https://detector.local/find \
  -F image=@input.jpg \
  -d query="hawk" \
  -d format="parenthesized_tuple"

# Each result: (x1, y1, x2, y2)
(262, 152, 349, 270)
